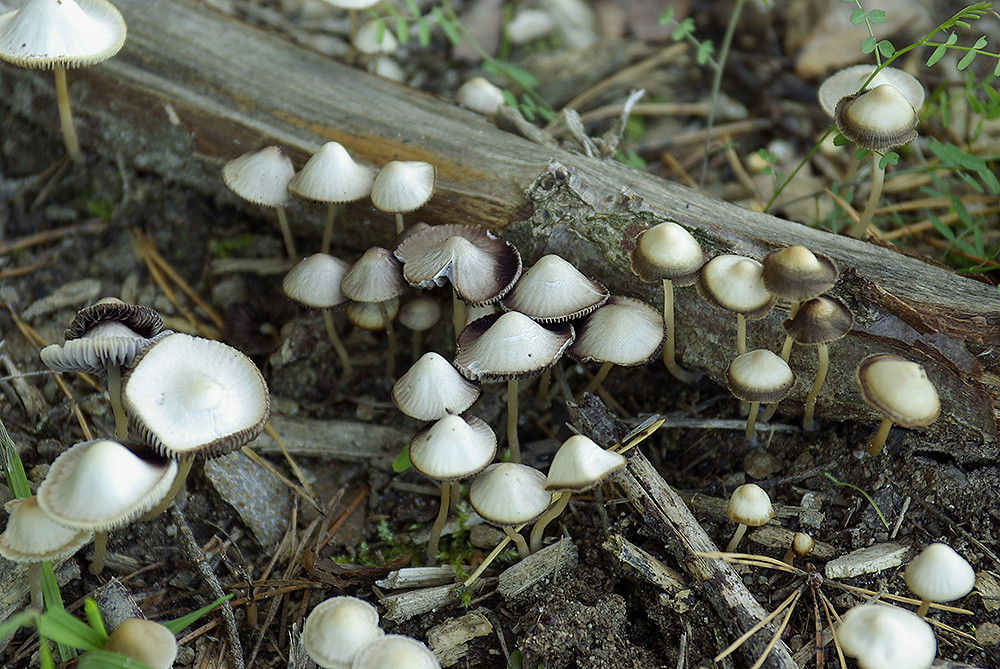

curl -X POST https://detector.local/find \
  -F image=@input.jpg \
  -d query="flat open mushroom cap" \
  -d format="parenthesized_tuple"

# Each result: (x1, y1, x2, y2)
(36, 439, 178, 530)
(545, 435, 625, 492)
(222, 146, 294, 207)
(835, 84, 919, 152)
(761, 246, 838, 302)
(0, 496, 92, 563)
(469, 462, 552, 526)
(122, 333, 270, 459)
(391, 352, 480, 421)
(500, 254, 608, 322)
(567, 296, 663, 366)
(837, 605, 936, 669)
(0, 0, 126, 69)
(394, 223, 522, 306)
(727, 349, 794, 403)
(904, 543, 976, 603)
(341, 247, 410, 303)
(783, 295, 853, 345)
(371, 160, 435, 213)
(282, 253, 351, 309)
(697, 254, 776, 318)
(856, 354, 940, 428)
(630, 221, 706, 285)
(454, 311, 574, 382)
(818, 65, 924, 117)
(302, 596, 384, 669)
(288, 141, 375, 204)
(409, 414, 497, 481)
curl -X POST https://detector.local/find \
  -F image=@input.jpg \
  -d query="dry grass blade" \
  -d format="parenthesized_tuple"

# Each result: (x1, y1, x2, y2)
(748, 588, 802, 669)
(714, 586, 802, 663)
(696, 551, 799, 574)
(819, 590, 848, 669)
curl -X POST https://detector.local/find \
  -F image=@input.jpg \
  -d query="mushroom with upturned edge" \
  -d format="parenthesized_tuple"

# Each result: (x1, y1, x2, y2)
(855, 353, 940, 456)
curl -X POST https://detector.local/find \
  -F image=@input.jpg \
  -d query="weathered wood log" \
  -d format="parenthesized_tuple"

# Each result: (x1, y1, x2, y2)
(2, 0, 998, 456)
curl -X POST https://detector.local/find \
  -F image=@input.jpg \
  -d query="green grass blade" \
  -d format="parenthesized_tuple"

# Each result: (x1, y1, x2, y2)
(162, 594, 233, 635)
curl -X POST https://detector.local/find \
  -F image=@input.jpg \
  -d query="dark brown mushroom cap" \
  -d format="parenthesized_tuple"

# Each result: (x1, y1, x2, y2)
(856, 354, 940, 428)
(761, 246, 839, 303)
(65, 298, 163, 340)
(630, 221, 706, 285)
(454, 311, 574, 382)
(341, 247, 411, 303)
(726, 349, 795, 403)
(783, 295, 853, 345)
(223, 296, 297, 356)
(835, 84, 919, 152)
(567, 296, 663, 366)
(500, 254, 608, 323)
(394, 223, 522, 306)
(697, 255, 776, 319)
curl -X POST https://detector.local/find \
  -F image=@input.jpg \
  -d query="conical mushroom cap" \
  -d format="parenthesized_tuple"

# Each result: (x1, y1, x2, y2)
(288, 141, 375, 204)
(835, 84, 918, 151)
(302, 596, 384, 669)
(455, 77, 505, 115)
(0, 496, 92, 563)
(345, 298, 398, 331)
(222, 146, 294, 207)
(567, 296, 663, 366)
(469, 462, 552, 526)
(409, 414, 497, 481)
(500, 254, 608, 322)
(391, 352, 480, 421)
(904, 543, 976, 604)
(454, 311, 574, 382)
(856, 354, 940, 428)
(102, 619, 178, 669)
(397, 295, 441, 332)
(545, 435, 625, 492)
(783, 295, 853, 345)
(761, 246, 838, 302)
(0, 0, 126, 69)
(282, 253, 351, 309)
(727, 349, 794, 403)
(341, 247, 410, 303)
(818, 65, 924, 117)
(371, 160, 435, 213)
(36, 439, 178, 530)
(697, 255, 776, 318)
(630, 221, 706, 285)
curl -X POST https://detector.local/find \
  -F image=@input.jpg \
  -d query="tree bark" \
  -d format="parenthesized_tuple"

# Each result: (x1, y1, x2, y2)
(2, 0, 997, 456)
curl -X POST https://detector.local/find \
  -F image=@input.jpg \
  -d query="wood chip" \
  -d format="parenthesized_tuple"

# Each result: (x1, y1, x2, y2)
(498, 537, 578, 601)
(824, 542, 908, 580)
(427, 611, 493, 667)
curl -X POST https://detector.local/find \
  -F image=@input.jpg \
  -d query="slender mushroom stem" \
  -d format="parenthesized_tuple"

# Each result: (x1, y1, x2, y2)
(802, 344, 830, 431)
(507, 378, 521, 463)
(850, 153, 885, 238)
(536, 369, 551, 403)
(529, 492, 569, 553)
(426, 481, 450, 566)
(736, 314, 747, 355)
(89, 531, 108, 575)
(580, 361, 613, 395)
(320, 203, 338, 255)
(866, 416, 894, 456)
(916, 599, 932, 619)
(53, 65, 81, 162)
(106, 363, 127, 441)
(504, 526, 530, 558)
(744, 401, 760, 441)
(275, 205, 298, 261)
(662, 278, 698, 383)
(726, 522, 749, 553)
(451, 289, 465, 341)
(394, 212, 405, 236)
(381, 303, 397, 380)
(779, 301, 801, 362)
(322, 310, 353, 381)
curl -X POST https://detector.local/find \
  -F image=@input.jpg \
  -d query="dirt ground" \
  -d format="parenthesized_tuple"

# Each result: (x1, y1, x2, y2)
(2, 1, 1000, 668)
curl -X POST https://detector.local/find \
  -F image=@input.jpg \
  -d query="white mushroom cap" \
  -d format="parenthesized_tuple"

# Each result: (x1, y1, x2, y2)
(697, 254, 776, 318)
(630, 221, 706, 285)
(567, 296, 663, 366)
(345, 299, 399, 331)
(282, 253, 352, 310)
(352, 20, 398, 55)
(545, 435, 625, 492)
(409, 414, 497, 481)
(500, 254, 608, 323)
(727, 349, 795, 404)
(341, 247, 411, 303)
(391, 352, 480, 421)
(302, 596, 384, 669)
(319, 0, 382, 8)
(102, 619, 178, 669)
(856, 354, 940, 428)
(818, 65, 924, 117)
(288, 142, 376, 204)
(0, 0, 126, 69)
(0, 496, 92, 563)
(455, 77, 506, 115)
(222, 146, 294, 207)
(469, 462, 552, 526)
(904, 543, 976, 604)
(122, 333, 270, 459)
(351, 634, 441, 669)
(371, 161, 435, 214)
(36, 439, 178, 530)
(835, 84, 919, 151)
(837, 605, 936, 669)
(397, 295, 441, 332)
(725, 483, 773, 527)
(454, 312, 574, 382)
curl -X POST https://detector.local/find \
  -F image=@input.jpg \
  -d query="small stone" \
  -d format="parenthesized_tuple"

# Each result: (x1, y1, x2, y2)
(976, 622, 1000, 646)
(204, 452, 292, 547)
(824, 542, 908, 580)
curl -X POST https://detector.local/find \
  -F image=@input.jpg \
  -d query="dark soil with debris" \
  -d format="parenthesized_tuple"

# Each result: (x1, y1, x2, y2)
(2, 2, 1000, 668)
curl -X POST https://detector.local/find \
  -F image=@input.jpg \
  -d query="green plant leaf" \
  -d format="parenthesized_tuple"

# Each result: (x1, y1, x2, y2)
(416, 18, 431, 47)
(37, 609, 104, 651)
(868, 9, 886, 23)
(432, 7, 461, 46)
(0, 418, 31, 499)
(393, 445, 412, 473)
(957, 49, 977, 70)
(877, 39, 895, 57)
(696, 40, 715, 65)
(84, 599, 108, 643)
(0, 609, 39, 641)
(77, 649, 156, 669)
(973, 35, 989, 49)
(163, 594, 233, 635)
(849, 8, 866, 24)
(658, 8, 674, 25)
(861, 36, 876, 54)
(395, 16, 408, 44)
(927, 43, 947, 66)
(403, 0, 420, 16)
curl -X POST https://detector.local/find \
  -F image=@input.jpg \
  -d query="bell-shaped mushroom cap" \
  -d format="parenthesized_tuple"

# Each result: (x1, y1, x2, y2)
(345, 299, 399, 331)
(835, 84, 919, 152)
(545, 435, 625, 492)
(727, 350, 795, 404)
(122, 333, 270, 459)
(371, 161, 435, 213)
(0, 0, 126, 69)
(904, 543, 976, 604)
(837, 605, 936, 669)
(394, 223, 522, 306)
(102, 619, 178, 669)
(818, 65, 924, 118)
(454, 312, 574, 382)
(352, 19, 399, 55)
(352, 634, 441, 669)
(455, 77, 505, 115)
(0, 496, 92, 563)
(222, 146, 294, 207)
(469, 462, 552, 526)
(567, 296, 663, 366)
(697, 255, 776, 319)
(725, 483, 773, 527)
(783, 295, 853, 345)
(341, 247, 411, 303)
(397, 295, 441, 332)
(761, 246, 838, 302)
(282, 253, 352, 310)
(392, 352, 480, 421)
(36, 439, 178, 530)
(856, 354, 940, 428)
(302, 596, 384, 669)
(409, 414, 497, 481)
(630, 221, 706, 285)
(65, 297, 163, 340)
(500, 254, 608, 322)
(288, 142, 376, 204)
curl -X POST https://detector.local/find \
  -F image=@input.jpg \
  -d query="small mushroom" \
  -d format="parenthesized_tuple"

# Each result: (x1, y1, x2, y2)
(697, 255, 776, 356)
(856, 354, 940, 456)
(101, 619, 178, 669)
(724, 483, 773, 553)
(302, 596, 384, 669)
(223, 146, 297, 261)
(352, 634, 441, 669)
(371, 160, 435, 235)
(469, 462, 552, 558)
(904, 543, 976, 618)
(782, 532, 815, 564)
(391, 352, 480, 421)
(726, 349, 794, 442)
(837, 605, 936, 669)
(455, 77, 506, 116)
(500, 254, 608, 323)
(282, 253, 354, 380)
(397, 295, 441, 362)
(760, 245, 838, 361)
